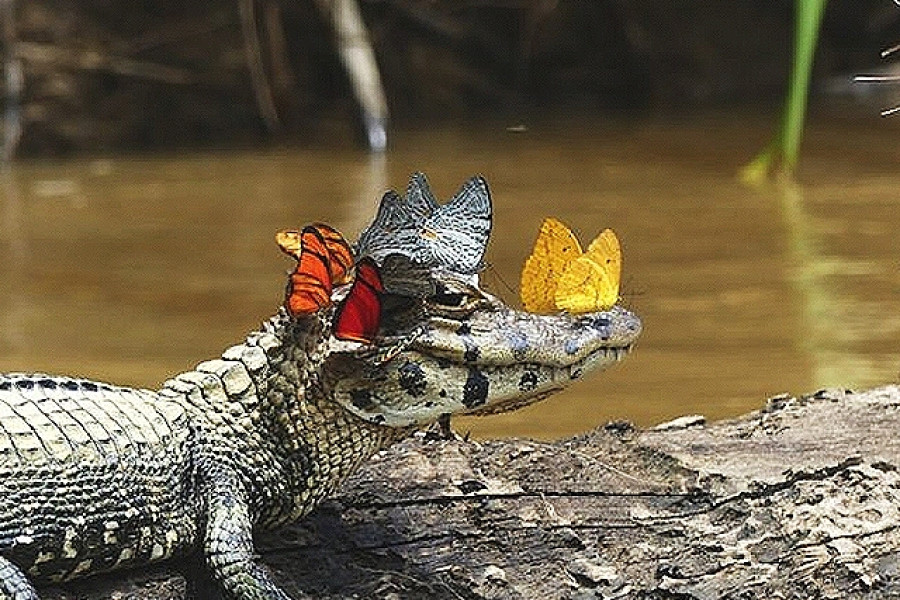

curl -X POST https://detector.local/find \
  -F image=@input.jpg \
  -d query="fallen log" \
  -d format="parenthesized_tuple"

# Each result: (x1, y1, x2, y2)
(40, 385, 900, 599)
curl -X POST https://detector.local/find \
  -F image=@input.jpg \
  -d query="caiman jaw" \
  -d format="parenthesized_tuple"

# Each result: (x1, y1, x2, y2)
(326, 295, 641, 428)
(458, 308, 641, 417)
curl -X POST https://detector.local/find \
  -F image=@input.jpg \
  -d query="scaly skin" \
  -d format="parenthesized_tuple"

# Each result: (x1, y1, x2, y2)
(0, 274, 640, 600)
(0, 257, 641, 600)
(0, 310, 402, 599)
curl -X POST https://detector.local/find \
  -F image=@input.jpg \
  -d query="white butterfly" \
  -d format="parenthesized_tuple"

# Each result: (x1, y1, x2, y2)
(356, 172, 492, 275)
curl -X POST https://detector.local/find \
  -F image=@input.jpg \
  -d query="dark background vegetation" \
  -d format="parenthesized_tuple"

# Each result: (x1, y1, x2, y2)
(3, 0, 898, 154)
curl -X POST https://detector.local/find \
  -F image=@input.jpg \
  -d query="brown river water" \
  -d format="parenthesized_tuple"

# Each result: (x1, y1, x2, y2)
(0, 110, 898, 439)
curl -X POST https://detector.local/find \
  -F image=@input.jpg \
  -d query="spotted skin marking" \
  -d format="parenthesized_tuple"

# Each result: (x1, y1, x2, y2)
(457, 324, 480, 363)
(587, 315, 612, 340)
(398, 362, 427, 397)
(462, 368, 490, 408)
(508, 332, 529, 361)
(463, 340, 480, 363)
(589, 315, 611, 329)
(519, 371, 539, 392)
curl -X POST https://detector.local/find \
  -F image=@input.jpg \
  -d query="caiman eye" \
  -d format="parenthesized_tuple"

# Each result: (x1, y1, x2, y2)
(426, 282, 485, 316)
(430, 290, 467, 307)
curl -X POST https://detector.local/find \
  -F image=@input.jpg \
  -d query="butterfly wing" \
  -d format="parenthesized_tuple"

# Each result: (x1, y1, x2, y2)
(334, 257, 385, 343)
(553, 256, 607, 314)
(405, 172, 439, 221)
(355, 174, 491, 273)
(309, 223, 354, 285)
(554, 229, 620, 313)
(520, 217, 582, 313)
(285, 227, 333, 316)
(379, 252, 436, 297)
(278, 224, 353, 284)
(584, 228, 621, 309)
(421, 175, 492, 273)
(275, 230, 303, 258)
(355, 190, 426, 264)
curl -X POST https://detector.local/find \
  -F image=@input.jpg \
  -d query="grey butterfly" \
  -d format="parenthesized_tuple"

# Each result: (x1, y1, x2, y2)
(404, 171, 440, 222)
(355, 172, 492, 275)
(355, 189, 422, 260)
(379, 252, 435, 298)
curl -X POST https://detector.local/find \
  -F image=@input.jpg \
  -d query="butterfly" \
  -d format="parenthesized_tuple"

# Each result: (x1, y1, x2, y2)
(333, 257, 384, 343)
(418, 175, 492, 274)
(519, 217, 621, 314)
(377, 252, 436, 298)
(276, 223, 354, 316)
(355, 172, 492, 275)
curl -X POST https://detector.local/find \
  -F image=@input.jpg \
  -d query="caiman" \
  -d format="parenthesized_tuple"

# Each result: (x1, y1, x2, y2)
(0, 174, 641, 600)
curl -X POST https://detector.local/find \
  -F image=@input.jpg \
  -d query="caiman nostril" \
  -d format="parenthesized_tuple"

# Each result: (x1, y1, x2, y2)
(591, 316, 612, 329)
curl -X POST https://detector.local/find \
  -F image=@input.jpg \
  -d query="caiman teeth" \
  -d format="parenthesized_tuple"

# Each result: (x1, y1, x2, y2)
(597, 344, 633, 362)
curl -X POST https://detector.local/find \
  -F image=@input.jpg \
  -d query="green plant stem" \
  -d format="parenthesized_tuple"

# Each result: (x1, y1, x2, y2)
(741, 0, 827, 182)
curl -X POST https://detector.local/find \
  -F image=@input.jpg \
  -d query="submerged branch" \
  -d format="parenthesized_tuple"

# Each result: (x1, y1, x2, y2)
(239, 0, 280, 132)
(1, 0, 22, 161)
(16, 42, 224, 87)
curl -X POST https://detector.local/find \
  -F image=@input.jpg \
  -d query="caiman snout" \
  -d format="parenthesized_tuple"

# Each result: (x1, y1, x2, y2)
(576, 303, 641, 335)
(328, 300, 642, 427)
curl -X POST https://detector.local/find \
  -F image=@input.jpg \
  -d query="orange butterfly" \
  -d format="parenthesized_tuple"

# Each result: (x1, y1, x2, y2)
(276, 223, 354, 316)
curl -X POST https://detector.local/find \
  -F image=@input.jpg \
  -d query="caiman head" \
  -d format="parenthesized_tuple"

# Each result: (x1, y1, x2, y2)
(320, 173, 642, 428)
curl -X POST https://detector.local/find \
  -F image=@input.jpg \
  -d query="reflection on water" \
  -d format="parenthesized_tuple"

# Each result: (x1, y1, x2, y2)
(779, 179, 899, 392)
(0, 111, 897, 440)
(1, 164, 25, 349)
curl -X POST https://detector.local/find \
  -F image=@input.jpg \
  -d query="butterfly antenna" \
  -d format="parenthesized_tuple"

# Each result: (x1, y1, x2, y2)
(617, 275, 645, 311)
(481, 262, 517, 303)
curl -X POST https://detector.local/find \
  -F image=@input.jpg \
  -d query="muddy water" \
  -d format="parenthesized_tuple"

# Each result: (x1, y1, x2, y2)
(1, 110, 898, 439)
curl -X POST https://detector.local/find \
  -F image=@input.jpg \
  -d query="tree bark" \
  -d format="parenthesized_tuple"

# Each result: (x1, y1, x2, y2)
(42, 385, 900, 599)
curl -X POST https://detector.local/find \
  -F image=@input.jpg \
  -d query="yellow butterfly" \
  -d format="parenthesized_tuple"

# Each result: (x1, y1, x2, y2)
(520, 218, 621, 314)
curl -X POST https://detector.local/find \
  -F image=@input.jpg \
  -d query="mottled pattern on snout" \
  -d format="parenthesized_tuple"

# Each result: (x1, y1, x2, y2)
(414, 305, 641, 368)
(329, 301, 641, 427)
